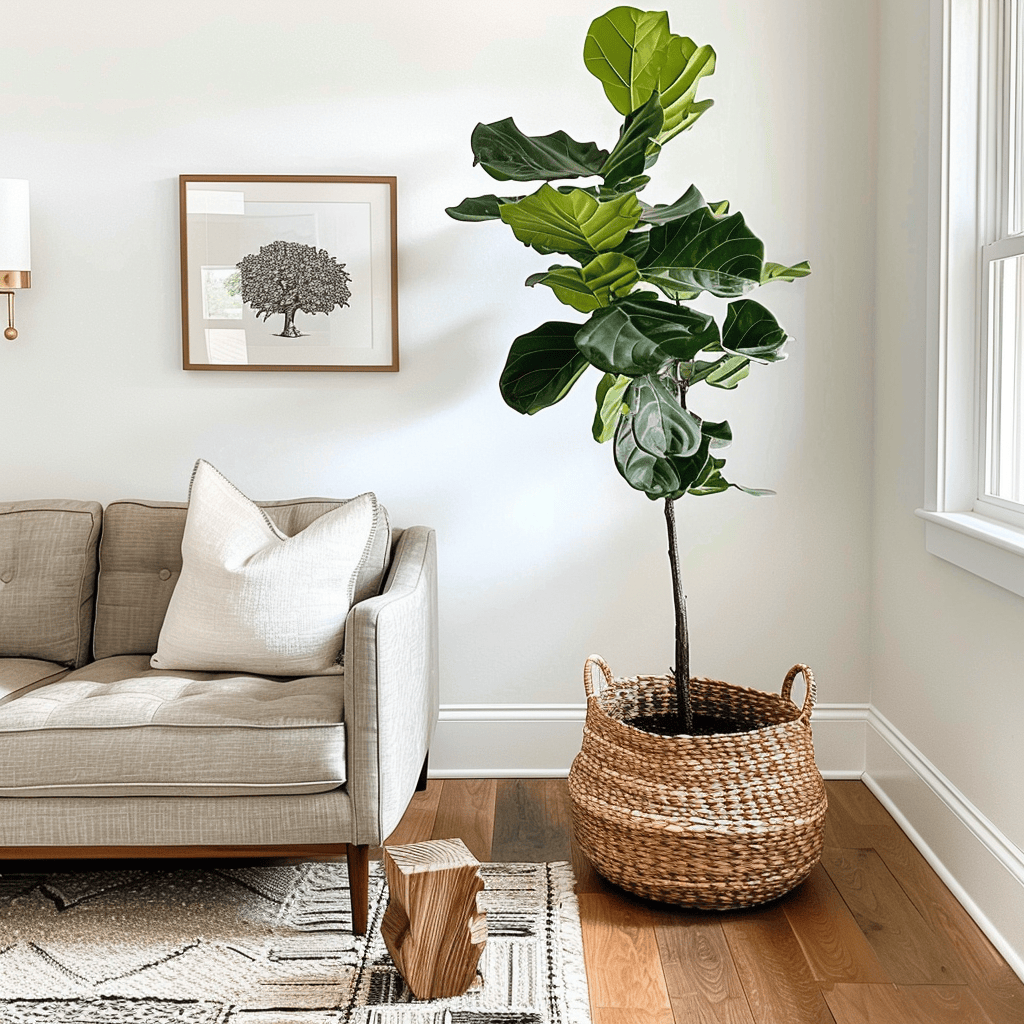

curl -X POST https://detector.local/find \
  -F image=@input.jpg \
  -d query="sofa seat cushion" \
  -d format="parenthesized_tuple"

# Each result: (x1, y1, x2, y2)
(0, 658, 70, 706)
(0, 655, 346, 798)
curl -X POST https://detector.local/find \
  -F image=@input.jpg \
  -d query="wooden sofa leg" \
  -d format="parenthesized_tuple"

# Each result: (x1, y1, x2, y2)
(347, 843, 370, 935)
(416, 752, 429, 792)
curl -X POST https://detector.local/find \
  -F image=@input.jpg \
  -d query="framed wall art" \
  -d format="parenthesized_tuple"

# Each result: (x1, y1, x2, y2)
(179, 175, 399, 371)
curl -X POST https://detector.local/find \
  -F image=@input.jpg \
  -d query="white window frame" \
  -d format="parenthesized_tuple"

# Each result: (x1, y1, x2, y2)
(918, 0, 1024, 598)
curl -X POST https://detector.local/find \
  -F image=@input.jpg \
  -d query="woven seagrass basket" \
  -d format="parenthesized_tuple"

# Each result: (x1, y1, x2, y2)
(568, 655, 827, 909)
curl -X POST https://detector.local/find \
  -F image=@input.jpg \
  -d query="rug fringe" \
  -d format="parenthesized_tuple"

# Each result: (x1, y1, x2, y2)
(547, 862, 593, 1024)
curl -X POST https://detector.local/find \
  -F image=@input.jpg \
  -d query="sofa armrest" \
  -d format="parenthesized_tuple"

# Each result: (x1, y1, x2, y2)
(343, 526, 439, 844)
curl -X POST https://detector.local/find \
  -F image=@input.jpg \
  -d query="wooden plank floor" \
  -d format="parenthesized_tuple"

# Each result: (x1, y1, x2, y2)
(382, 779, 1024, 1024)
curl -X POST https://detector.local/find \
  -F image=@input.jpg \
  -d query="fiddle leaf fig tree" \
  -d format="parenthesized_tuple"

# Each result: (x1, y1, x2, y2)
(447, 6, 810, 735)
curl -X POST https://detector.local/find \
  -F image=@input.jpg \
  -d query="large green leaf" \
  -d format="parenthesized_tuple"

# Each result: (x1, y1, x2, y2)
(639, 184, 704, 226)
(721, 299, 789, 363)
(584, 7, 671, 116)
(500, 185, 643, 255)
(701, 419, 733, 449)
(613, 412, 683, 498)
(601, 174, 651, 196)
(627, 373, 702, 457)
(610, 229, 651, 263)
(471, 118, 609, 182)
(499, 321, 591, 415)
(688, 454, 776, 497)
(689, 353, 750, 389)
(592, 373, 631, 442)
(640, 184, 729, 226)
(613, 413, 728, 500)
(669, 435, 714, 498)
(445, 194, 523, 222)
(526, 252, 640, 313)
(761, 260, 812, 284)
(639, 204, 764, 298)
(687, 454, 729, 495)
(575, 295, 719, 375)
(656, 36, 717, 142)
(601, 92, 665, 189)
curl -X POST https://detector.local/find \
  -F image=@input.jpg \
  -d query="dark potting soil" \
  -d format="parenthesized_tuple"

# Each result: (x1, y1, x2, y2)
(625, 712, 763, 737)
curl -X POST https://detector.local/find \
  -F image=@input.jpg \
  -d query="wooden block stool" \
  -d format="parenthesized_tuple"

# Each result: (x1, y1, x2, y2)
(381, 837, 487, 999)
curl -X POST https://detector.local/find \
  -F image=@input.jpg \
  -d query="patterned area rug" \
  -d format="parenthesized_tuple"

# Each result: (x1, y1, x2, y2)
(0, 860, 590, 1024)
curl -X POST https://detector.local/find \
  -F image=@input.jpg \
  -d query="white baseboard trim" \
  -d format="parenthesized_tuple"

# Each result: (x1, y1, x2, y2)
(429, 700, 1024, 978)
(430, 704, 586, 779)
(864, 707, 1024, 982)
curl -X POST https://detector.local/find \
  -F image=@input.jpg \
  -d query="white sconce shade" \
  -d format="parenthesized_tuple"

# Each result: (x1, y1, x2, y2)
(0, 179, 30, 340)
(0, 179, 31, 272)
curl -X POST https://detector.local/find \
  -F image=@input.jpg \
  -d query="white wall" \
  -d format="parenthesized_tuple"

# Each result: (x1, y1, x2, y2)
(0, 0, 879, 712)
(871, 0, 1024, 962)
(9, 0, 1023, 971)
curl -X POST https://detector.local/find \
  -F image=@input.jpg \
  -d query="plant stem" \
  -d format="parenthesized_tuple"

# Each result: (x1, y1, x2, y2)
(664, 497, 693, 733)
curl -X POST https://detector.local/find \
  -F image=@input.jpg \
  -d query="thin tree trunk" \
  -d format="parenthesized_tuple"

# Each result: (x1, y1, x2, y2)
(279, 306, 301, 338)
(665, 497, 693, 733)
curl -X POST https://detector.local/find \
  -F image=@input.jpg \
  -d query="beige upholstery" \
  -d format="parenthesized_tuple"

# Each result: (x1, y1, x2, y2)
(0, 657, 346, 798)
(345, 527, 441, 844)
(93, 495, 392, 661)
(0, 518, 436, 842)
(0, 486, 438, 935)
(0, 658, 69, 705)
(152, 463, 389, 675)
(0, 500, 102, 667)
(0, 789, 357, 847)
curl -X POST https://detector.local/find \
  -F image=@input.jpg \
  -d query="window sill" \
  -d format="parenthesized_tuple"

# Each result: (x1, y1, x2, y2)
(915, 509, 1024, 598)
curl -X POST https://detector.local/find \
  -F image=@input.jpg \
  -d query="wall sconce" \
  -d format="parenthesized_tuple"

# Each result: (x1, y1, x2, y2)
(0, 179, 31, 341)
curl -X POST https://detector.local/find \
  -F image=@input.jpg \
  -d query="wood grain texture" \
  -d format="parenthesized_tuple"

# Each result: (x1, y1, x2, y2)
(592, 1009, 674, 1024)
(376, 778, 1024, 1024)
(782, 865, 891, 984)
(823, 781, 879, 848)
(897, 984, 995, 1023)
(721, 904, 837, 1024)
(346, 842, 370, 935)
(578, 893, 674, 1018)
(381, 838, 486, 999)
(823, 983, 995, 1024)
(821, 847, 965, 985)
(491, 779, 572, 862)
(821, 983, 914, 1024)
(430, 777, 497, 862)
(654, 912, 755, 1024)
(827, 783, 1024, 1022)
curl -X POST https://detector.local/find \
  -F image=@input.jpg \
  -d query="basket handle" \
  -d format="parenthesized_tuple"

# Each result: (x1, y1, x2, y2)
(583, 655, 614, 699)
(781, 664, 816, 722)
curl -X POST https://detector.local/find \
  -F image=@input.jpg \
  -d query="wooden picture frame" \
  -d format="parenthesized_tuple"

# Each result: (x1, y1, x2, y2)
(179, 175, 399, 371)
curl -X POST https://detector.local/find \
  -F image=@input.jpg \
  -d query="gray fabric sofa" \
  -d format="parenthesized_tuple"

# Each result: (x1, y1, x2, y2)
(0, 495, 439, 934)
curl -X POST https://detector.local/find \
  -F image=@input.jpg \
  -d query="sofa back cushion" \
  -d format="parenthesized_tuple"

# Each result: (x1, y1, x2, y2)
(0, 500, 103, 668)
(93, 495, 392, 660)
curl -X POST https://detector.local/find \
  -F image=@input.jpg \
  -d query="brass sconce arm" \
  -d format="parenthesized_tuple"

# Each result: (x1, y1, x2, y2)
(1, 270, 30, 341)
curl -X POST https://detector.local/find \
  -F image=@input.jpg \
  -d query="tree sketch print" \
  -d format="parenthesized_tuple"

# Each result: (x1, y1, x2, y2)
(236, 240, 352, 338)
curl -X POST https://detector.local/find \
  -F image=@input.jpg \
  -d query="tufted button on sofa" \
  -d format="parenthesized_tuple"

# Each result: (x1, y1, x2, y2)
(0, 487, 439, 934)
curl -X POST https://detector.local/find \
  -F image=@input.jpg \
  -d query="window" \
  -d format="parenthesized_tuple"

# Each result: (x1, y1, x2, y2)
(981, 0, 1024, 518)
(919, 0, 1024, 597)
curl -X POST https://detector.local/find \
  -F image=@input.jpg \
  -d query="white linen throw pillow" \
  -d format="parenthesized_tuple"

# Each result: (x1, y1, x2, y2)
(151, 460, 384, 675)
